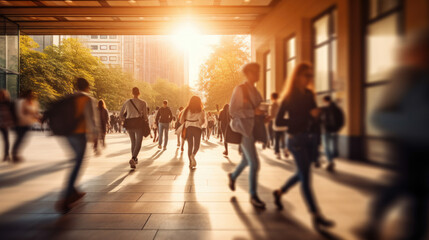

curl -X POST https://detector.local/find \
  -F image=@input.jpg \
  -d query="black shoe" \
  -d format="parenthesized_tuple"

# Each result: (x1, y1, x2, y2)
(326, 162, 335, 172)
(314, 162, 321, 168)
(273, 190, 283, 210)
(250, 196, 266, 209)
(312, 214, 335, 230)
(228, 173, 235, 191)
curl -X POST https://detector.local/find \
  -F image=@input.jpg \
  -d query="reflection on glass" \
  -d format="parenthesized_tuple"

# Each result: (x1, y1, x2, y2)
(314, 15, 329, 45)
(6, 74, 18, 99)
(366, 13, 399, 82)
(365, 84, 389, 137)
(315, 45, 329, 92)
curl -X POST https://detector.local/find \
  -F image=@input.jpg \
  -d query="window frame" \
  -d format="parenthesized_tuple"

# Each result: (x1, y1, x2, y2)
(90, 45, 98, 50)
(99, 45, 108, 50)
(283, 34, 296, 80)
(311, 6, 337, 95)
(264, 51, 272, 100)
(99, 35, 108, 39)
(109, 45, 118, 50)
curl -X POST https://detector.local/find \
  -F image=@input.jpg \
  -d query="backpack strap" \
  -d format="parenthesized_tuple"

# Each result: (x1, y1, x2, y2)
(129, 99, 141, 117)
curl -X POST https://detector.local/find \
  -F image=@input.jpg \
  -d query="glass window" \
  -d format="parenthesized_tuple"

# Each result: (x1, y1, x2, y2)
(100, 35, 108, 39)
(100, 56, 107, 61)
(90, 45, 98, 50)
(370, 0, 401, 19)
(314, 15, 329, 45)
(287, 37, 296, 59)
(265, 52, 272, 100)
(366, 13, 400, 83)
(6, 34, 18, 72)
(0, 35, 5, 69)
(109, 45, 118, 50)
(109, 35, 117, 39)
(109, 56, 117, 61)
(284, 36, 296, 80)
(6, 74, 18, 99)
(100, 45, 107, 50)
(287, 59, 296, 79)
(365, 84, 390, 136)
(315, 45, 330, 92)
(91, 35, 98, 39)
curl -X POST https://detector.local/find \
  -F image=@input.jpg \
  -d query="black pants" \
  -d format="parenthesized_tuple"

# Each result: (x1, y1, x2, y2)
(274, 131, 285, 154)
(186, 126, 202, 158)
(12, 126, 30, 156)
(1, 128, 9, 159)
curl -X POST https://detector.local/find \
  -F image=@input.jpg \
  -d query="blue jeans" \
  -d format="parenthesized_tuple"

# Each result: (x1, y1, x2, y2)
(231, 135, 260, 197)
(322, 132, 337, 163)
(158, 123, 169, 147)
(128, 128, 144, 158)
(64, 134, 87, 199)
(280, 133, 319, 213)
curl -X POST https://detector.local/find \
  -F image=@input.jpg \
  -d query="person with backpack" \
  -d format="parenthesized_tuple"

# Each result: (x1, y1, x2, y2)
(54, 78, 99, 213)
(218, 104, 230, 156)
(155, 100, 173, 150)
(120, 87, 148, 169)
(13, 90, 41, 163)
(227, 63, 267, 209)
(0, 89, 14, 162)
(180, 96, 206, 169)
(320, 95, 344, 171)
(269, 92, 289, 160)
(272, 63, 334, 231)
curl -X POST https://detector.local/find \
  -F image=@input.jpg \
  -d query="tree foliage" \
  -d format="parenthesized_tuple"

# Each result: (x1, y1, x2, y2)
(198, 36, 251, 110)
(20, 35, 193, 112)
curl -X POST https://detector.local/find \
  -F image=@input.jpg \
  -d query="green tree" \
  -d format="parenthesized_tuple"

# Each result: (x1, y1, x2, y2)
(198, 36, 251, 110)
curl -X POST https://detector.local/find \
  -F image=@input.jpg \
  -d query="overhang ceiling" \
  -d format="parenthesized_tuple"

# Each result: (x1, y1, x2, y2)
(0, 0, 278, 35)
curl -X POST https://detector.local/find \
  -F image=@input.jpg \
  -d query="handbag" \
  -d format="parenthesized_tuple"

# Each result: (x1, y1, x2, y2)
(123, 99, 151, 137)
(225, 121, 242, 144)
(241, 84, 268, 144)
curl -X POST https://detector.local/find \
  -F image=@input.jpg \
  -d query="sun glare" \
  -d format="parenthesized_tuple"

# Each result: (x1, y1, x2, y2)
(172, 23, 200, 50)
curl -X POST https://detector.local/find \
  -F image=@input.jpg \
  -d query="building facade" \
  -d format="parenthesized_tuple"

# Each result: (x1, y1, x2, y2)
(0, 16, 19, 99)
(251, 0, 429, 164)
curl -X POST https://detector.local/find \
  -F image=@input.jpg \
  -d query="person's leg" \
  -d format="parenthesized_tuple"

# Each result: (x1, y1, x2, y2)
(177, 131, 181, 146)
(1, 128, 10, 160)
(64, 134, 87, 200)
(128, 129, 136, 156)
(133, 129, 144, 159)
(240, 135, 260, 197)
(192, 128, 202, 155)
(186, 127, 194, 159)
(280, 135, 304, 193)
(12, 126, 30, 160)
(163, 123, 169, 147)
(158, 123, 164, 146)
(322, 133, 334, 163)
(274, 131, 281, 154)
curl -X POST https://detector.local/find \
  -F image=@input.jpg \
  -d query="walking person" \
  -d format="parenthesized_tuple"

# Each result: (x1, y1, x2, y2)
(227, 63, 267, 209)
(147, 108, 153, 138)
(175, 107, 184, 149)
(0, 89, 14, 162)
(95, 99, 109, 151)
(120, 87, 148, 169)
(218, 104, 230, 156)
(152, 107, 159, 142)
(269, 92, 289, 160)
(206, 112, 215, 140)
(13, 90, 41, 163)
(156, 100, 173, 150)
(180, 96, 206, 169)
(55, 78, 99, 213)
(272, 63, 334, 231)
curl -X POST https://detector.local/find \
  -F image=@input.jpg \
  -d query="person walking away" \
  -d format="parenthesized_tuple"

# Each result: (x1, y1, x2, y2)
(272, 62, 334, 231)
(95, 100, 109, 151)
(269, 92, 288, 160)
(147, 108, 153, 138)
(149, 111, 157, 141)
(180, 96, 205, 169)
(0, 89, 14, 162)
(219, 104, 230, 156)
(320, 95, 344, 172)
(175, 107, 184, 148)
(207, 112, 215, 140)
(156, 100, 173, 150)
(13, 90, 41, 163)
(227, 63, 267, 209)
(120, 87, 148, 169)
(55, 78, 99, 213)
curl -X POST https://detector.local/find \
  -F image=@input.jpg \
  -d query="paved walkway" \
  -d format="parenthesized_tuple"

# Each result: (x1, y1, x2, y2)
(0, 131, 394, 240)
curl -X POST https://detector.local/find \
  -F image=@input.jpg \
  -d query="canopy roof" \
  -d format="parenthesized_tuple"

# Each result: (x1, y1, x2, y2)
(0, 0, 278, 35)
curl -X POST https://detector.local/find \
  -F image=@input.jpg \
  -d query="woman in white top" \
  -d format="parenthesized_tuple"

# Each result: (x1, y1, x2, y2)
(13, 90, 41, 162)
(180, 96, 206, 169)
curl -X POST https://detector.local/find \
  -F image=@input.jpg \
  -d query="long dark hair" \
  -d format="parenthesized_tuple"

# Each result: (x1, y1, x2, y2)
(184, 96, 203, 116)
(280, 62, 314, 102)
(98, 99, 106, 109)
(222, 103, 229, 112)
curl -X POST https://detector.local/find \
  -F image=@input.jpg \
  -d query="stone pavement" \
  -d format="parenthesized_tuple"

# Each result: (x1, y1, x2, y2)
(0, 131, 394, 240)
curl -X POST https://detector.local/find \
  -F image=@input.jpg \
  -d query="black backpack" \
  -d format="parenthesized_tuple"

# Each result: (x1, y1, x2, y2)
(323, 103, 345, 133)
(44, 94, 85, 136)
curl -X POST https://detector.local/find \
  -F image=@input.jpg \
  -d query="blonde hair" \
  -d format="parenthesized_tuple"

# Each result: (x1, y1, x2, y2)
(280, 62, 314, 101)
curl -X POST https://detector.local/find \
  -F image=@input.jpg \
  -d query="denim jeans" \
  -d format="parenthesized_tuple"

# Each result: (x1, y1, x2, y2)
(128, 128, 144, 158)
(64, 134, 87, 199)
(322, 132, 337, 163)
(280, 133, 319, 213)
(274, 131, 286, 154)
(12, 126, 30, 156)
(0, 128, 9, 159)
(231, 135, 260, 197)
(158, 123, 169, 147)
(186, 126, 202, 159)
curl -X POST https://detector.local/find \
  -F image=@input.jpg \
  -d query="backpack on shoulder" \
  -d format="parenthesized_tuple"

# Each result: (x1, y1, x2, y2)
(44, 94, 85, 136)
(323, 103, 345, 133)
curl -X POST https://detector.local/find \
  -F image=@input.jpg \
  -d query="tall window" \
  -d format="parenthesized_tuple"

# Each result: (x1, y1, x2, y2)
(90, 45, 98, 50)
(90, 35, 98, 39)
(364, 0, 402, 137)
(264, 52, 272, 100)
(109, 35, 117, 39)
(284, 36, 296, 80)
(313, 8, 337, 94)
(100, 45, 107, 50)
(109, 56, 117, 61)
(100, 35, 108, 39)
(109, 45, 118, 50)
(100, 56, 107, 61)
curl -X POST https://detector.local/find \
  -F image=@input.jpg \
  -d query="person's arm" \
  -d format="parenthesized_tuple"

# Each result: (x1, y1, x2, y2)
(179, 111, 185, 124)
(275, 100, 290, 127)
(119, 101, 127, 121)
(168, 109, 173, 122)
(142, 101, 148, 120)
(229, 85, 254, 119)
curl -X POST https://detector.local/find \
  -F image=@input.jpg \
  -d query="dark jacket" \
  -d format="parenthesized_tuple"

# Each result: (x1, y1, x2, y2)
(276, 89, 320, 135)
(156, 107, 173, 124)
